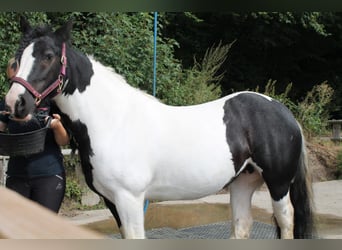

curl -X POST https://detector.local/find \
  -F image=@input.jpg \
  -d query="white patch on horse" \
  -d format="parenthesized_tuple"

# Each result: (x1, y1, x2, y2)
(16, 43, 35, 80)
(5, 83, 25, 113)
(230, 170, 264, 239)
(226, 91, 273, 102)
(235, 157, 264, 177)
(55, 58, 236, 203)
(272, 192, 294, 239)
(5, 43, 35, 112)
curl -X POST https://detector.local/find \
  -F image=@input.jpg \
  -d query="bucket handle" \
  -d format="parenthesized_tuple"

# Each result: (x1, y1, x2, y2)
(45, 116, 52, 128)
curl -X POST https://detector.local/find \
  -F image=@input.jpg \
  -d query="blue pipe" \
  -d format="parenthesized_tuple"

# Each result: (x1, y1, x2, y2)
(152, 12, 158, 97)
(144, 12, 158, 214)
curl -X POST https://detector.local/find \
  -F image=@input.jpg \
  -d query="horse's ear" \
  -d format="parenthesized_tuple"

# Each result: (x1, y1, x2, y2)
(19, 15, 32, 34)
(55, 19, 73, 42)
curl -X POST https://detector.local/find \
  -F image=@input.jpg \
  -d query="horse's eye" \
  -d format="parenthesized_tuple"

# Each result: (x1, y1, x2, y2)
(6, 57, 19, 79)
(44, 53, 54, 61)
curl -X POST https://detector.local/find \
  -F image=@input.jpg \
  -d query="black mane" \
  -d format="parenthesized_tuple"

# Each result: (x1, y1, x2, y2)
(62, 45, 94, 95)
(15, 24, 53, 62)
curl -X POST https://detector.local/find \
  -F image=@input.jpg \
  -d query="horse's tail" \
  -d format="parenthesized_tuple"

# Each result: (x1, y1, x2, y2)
(289, 128, 315, 238)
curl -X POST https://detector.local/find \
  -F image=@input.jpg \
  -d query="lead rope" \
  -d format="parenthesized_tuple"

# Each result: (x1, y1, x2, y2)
(144, 12, 158, 215)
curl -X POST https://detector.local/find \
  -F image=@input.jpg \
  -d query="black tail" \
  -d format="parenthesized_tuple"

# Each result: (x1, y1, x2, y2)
(289, 134, 315, 238)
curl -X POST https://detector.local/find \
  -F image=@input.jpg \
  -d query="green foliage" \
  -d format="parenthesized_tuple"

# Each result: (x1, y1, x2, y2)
(259, 79, 297, 113)
(296, 82, 334, 138)
(162, 12, 342, 117)
(65, 179, 82, 202)
(258, 80, 334, 138)
(0, 12, 48, 98)
(250, 12, 328, 36)
(44, 12, 224, 106)
(164, 42, 232, 105)
(63, 153, 82, 202)
(0, 12, 177, 102)
(336, 151, 342, 179)
(46, 12, 227, 106)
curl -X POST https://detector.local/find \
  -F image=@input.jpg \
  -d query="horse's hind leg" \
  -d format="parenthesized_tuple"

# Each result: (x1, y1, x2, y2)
(271, 189, 294, 239)
(229, 168, 264, 239)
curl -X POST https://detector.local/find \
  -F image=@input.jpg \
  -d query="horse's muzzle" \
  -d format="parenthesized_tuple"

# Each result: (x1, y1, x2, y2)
(5, 94, 34, 120)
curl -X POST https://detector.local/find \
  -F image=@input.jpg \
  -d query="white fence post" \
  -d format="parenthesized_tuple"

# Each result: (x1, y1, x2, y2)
(328, 120, 342, 142)
(0, 156, 8, 186)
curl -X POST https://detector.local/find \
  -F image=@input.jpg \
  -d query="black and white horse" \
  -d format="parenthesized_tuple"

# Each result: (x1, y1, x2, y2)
(4, 18, 314, 239)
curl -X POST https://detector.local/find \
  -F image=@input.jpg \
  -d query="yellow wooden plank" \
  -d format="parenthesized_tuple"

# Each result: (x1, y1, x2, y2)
(0, 187, 104, 239)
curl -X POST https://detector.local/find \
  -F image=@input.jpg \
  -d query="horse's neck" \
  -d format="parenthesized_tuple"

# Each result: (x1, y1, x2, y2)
(56, 57, 159, 120)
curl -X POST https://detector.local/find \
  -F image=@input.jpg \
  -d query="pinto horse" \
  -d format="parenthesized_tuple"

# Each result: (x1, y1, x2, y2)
(4, 18, 314, 239)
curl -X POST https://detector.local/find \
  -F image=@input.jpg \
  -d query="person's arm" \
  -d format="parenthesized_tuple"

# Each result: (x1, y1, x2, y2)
(49, 114, 70, 146)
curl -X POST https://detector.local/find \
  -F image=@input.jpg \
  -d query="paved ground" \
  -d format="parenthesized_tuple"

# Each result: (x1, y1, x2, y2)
(66, 180, 342, 239)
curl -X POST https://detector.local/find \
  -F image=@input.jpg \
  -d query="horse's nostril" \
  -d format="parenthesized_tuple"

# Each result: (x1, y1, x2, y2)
(18, 96, 26, 106)
(14, 95, 30, 119)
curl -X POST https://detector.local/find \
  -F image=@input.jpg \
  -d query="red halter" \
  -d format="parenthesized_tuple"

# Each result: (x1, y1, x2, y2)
(10, 43, 67, 106)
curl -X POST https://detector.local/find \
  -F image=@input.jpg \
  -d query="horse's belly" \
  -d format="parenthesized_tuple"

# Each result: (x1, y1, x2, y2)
(145, 100, 236, 201)
(146, 156, 234, 201)
(146, 130, 235, 200)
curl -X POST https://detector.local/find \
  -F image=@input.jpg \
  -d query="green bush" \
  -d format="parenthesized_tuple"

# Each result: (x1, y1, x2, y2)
(258, 80, 334, 138)
(336, 151, 342, 179)
(65, 179, 82, 202)
(296, 82, 334, 138)
(0, 12, 229, 106)
(260, 79, 297, 113)
(0, 12, 49, 97)
(164, 42, 232, 105)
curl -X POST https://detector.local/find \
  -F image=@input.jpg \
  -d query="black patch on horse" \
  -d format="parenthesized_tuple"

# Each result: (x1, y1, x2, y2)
(62, 46, 94, 95)
(223, 93, 302, 200)
(50, 103, 95, 190)
(51, 102, 122, 228)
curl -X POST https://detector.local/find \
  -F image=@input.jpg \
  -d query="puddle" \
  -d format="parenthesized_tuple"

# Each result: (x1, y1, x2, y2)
(84, 203, 342, 239)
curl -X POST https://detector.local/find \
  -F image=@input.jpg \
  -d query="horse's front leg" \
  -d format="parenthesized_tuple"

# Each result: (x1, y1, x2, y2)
(229, 170, 264, 239)
(114, 190, 146, 239)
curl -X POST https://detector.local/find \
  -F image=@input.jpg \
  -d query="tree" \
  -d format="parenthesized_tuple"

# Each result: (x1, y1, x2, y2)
(162, 12, 342, 117)
(0, 12, 224, 106)
(0, 12, 48, 96)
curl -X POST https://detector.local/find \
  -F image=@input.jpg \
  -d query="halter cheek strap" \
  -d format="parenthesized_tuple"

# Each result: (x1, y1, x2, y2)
(10, 43, 67, 106)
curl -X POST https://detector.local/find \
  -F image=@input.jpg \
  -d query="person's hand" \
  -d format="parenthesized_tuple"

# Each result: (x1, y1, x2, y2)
(46, 114, 70, 146)
(48, 114, 62, 130)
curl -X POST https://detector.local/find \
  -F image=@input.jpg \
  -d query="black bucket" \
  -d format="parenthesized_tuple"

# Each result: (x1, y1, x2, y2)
(0, 119, 51, 157)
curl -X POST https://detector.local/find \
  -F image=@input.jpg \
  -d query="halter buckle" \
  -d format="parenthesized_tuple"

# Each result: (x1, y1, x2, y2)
(35, 96, 42, 106)
(61, 55, 67, 66)
(58, 75, 64, 93)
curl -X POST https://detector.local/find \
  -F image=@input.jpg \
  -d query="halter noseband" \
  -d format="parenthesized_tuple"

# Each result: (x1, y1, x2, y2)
(10, 43, 67, 106)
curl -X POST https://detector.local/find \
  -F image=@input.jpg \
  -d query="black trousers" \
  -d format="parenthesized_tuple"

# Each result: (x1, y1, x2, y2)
(6, 174, 66, 213)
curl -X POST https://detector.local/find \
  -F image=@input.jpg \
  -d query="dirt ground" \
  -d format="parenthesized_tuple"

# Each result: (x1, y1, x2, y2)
(307, 139, 341, 182)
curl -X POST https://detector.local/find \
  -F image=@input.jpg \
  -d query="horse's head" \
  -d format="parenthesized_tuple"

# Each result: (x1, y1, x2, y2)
(5, 16, 72, 119)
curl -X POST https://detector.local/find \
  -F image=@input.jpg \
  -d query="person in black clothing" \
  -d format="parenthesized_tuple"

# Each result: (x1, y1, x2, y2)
(0, 100, 70, 213)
